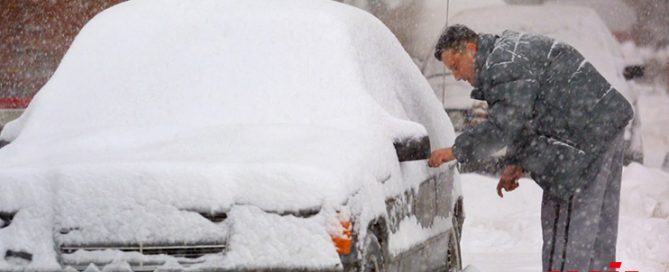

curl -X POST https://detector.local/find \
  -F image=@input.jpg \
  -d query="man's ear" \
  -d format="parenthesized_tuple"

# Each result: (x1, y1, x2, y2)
(465, 42, 477, 54)
(440, 51, 449, 63)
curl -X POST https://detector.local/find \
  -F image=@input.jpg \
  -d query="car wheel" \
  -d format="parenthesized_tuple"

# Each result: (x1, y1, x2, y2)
(361, 232, 385, 272)
(446, 217, 463, 272)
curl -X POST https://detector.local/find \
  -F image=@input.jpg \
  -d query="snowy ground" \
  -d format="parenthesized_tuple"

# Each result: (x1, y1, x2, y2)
(637, 83, 669, 169)
(460, 85, 669, 272)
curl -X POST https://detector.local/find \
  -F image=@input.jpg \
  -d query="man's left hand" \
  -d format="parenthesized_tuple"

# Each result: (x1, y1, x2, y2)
(497, 164, 523, 197)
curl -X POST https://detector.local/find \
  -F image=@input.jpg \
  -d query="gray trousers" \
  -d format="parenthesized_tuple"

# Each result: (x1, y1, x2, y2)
(541, 132, 624, 272)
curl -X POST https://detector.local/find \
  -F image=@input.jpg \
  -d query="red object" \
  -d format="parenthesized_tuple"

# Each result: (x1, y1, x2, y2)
(0, 98, 31, 109)
(610, 262, 622, 269)
(330, 219, 352, 255)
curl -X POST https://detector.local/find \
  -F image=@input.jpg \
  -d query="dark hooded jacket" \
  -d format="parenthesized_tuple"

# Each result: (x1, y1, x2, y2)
(452, 30, 633, 199)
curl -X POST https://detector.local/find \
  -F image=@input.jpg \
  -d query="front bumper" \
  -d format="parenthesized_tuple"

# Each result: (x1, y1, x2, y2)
(51, 206, 342, 271)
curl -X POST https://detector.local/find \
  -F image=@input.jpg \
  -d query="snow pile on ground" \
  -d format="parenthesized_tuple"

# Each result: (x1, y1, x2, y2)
(617, 164, 669, 271)
(636, 84, 669, 169)
(459, 174, 543, 272)
(0, 0, 456, 270)
(460, 163, 669, 272)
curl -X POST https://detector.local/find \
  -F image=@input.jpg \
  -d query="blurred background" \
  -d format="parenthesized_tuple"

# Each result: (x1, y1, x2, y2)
(2, 0, 668, 98)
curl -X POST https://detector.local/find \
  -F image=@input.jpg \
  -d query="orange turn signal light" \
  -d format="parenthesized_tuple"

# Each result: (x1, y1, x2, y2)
(331, 219, 352, 255)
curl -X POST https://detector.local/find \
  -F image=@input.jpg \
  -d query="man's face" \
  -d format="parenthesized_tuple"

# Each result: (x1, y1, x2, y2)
(440, 42, 477, 86)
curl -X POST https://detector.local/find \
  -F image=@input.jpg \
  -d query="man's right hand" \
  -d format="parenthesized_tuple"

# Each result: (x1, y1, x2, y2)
(497, 164, 524, 198)
(428, 148, 456, 168)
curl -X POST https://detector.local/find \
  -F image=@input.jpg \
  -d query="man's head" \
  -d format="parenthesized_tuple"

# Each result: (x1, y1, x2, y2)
(434, 24, 478, 85)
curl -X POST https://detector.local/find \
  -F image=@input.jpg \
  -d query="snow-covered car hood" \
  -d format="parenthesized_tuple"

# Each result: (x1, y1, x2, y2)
(0, 124, 399, 270)
(1, 125, 396, 213)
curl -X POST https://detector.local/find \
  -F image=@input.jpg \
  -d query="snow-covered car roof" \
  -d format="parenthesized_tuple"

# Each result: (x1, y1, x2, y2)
(425, 5, 634, 109)
(0, 0, 455, 269)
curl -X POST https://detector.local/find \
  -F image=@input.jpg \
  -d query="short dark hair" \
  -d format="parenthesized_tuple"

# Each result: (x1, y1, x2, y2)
(434, 24, 478, 60)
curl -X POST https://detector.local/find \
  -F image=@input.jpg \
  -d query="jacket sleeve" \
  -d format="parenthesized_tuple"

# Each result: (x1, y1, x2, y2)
(503, 136, 527, 165)
(452, 78, 538, 163)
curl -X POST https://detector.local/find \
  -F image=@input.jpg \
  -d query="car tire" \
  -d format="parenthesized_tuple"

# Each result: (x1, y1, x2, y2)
(446, 216, 463, 272)
(361, 232, 385, 272)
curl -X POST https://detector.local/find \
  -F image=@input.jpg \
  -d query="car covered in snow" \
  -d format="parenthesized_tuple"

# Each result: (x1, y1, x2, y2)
(421, 4, 645, 169)
(0, 0, 463, 271)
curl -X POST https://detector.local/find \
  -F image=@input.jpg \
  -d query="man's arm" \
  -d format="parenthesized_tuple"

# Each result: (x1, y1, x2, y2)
(428, 78, 538, 167)
(452, 78, 538, 164)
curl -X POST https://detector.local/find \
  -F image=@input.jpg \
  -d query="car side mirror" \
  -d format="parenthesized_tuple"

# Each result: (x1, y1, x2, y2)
(394, 135, 431, 162)
(623, 65, 645, 80)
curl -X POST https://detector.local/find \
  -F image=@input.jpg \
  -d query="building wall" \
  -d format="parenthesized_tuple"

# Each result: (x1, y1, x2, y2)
(0, 0, 124, 100)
